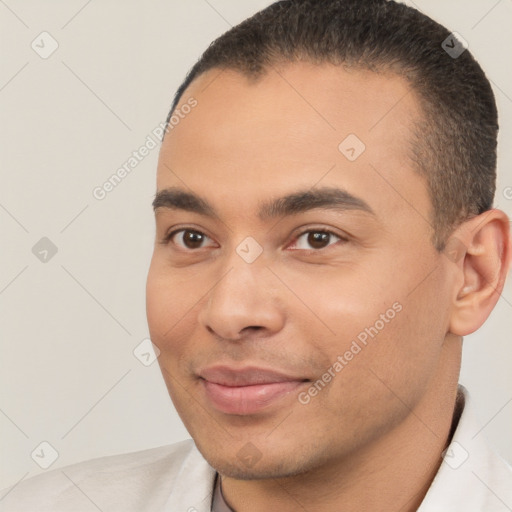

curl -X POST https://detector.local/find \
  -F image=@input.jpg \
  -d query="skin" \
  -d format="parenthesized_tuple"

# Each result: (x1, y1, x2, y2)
(146, 62, 511, 512)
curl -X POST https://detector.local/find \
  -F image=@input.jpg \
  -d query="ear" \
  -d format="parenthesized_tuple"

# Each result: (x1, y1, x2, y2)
(447, 209, 511, 336)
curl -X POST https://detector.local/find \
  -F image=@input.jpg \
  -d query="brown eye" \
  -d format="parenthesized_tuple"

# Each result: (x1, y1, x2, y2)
(307, 232, 331, 249)
(182, 230, 205, 249)
(290, 230, 344, 251)
(169, 229, 214, 250)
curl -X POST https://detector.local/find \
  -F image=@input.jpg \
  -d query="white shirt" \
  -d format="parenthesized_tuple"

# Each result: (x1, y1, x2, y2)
(1, 386, 511, 511)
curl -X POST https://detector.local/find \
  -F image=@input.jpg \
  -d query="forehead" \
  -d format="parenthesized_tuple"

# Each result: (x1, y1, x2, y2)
(157, 62, 429, 225)
(167, 63, 420, 146)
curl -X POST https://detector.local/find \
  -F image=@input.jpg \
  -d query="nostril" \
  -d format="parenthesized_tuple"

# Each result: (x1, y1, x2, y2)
(245, 326, 264, 332)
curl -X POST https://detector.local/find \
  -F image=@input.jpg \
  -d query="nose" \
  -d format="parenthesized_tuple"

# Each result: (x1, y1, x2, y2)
(197, 259, 286, 342)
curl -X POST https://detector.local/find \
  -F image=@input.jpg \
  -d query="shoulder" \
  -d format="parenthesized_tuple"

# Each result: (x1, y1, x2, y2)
(0, 439, 215, 512)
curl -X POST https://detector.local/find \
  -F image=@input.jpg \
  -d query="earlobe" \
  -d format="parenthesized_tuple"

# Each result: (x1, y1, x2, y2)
(447, 209, 511, 337)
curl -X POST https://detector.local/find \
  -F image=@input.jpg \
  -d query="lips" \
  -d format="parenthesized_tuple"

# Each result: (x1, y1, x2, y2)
(198, 365, 308, 415)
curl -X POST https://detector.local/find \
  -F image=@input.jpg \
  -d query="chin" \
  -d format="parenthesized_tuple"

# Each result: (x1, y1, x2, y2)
(195, 442, 316, 481)
(208, 459, 307, 481)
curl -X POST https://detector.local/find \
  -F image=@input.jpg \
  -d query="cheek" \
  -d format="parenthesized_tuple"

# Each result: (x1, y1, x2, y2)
(146, 260, 220, 381)
(329, 273, 450, 414)
(146, 274, 173, 341)
(146, 268, 195, 403)
(289, 257, 446, 389)
(146, 261, 194, 347)
(281, 262, 399, 345)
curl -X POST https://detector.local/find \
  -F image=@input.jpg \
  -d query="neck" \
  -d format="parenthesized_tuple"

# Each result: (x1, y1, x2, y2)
(220, 335, 462, 512)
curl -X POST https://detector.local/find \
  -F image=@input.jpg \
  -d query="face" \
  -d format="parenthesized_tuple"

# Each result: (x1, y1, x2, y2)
(146, 63, 457, 479)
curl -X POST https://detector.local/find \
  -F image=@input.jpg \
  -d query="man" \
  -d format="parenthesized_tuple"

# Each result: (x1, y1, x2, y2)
(1, 0, 511, 510)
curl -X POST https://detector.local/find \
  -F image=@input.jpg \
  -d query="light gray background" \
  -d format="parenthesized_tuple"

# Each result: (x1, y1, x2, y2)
(0, 0, 511, 491)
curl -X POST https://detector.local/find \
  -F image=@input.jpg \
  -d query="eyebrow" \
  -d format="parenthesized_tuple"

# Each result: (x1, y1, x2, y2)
(152, 186, 375, 220)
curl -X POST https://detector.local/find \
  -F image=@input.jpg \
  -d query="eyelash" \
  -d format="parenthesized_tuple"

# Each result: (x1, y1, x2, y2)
(161, 227, 348, 252)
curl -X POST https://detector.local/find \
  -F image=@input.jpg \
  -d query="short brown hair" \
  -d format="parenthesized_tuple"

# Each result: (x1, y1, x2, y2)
(167, 0, 498, 249)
